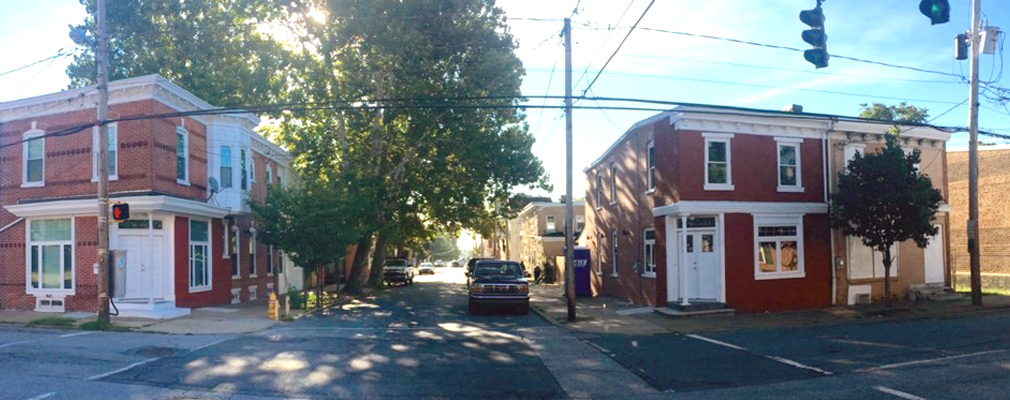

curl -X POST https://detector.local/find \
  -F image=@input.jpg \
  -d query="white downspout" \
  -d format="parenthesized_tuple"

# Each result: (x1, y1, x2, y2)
(679, 213, 691, 306)
(825, 119, 837, 306)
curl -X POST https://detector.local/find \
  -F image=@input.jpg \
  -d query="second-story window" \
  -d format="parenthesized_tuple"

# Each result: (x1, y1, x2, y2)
(776, 138, 803, 192)
(240, 149, 248, 190)
(220, 146, 233, 189)
(595, 173, 603, 209)
(647, 140, 655, 191)
(250, 156, 256, 183)
(92, 123, 118, 181)
(576, 215, 584, 231)
(266, 164, 272, 187)
(23, 129, 45, 187)
(546, 215, 556, 232)
(610, 163, 617, 205)
(176, 126, 189, 184)
(703, 133, 734, 191)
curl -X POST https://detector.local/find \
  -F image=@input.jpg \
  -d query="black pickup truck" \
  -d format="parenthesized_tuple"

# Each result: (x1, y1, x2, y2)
(467, 260, 530, 314)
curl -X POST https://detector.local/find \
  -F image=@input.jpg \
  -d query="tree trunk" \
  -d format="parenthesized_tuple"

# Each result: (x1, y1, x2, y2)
(882, 247, 893, 309)
(344, 234, 374, 294)
(367, 230, 389, 288)
(316, 267, 324, 311)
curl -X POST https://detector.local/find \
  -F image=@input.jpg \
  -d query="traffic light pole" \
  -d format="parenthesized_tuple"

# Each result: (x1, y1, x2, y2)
(563, 18, 577, 322)
(967, 0, 982, 306)
(96, 0, 111, 323)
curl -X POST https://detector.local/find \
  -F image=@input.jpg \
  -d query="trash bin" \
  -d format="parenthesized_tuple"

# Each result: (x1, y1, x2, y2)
(573, 247, 592, 297)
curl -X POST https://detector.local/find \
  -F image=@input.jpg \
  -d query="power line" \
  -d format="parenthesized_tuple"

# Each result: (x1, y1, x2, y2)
(0, 49, 70, 78)
(580, 0, 655, 97)
(571, 0, 637, 91)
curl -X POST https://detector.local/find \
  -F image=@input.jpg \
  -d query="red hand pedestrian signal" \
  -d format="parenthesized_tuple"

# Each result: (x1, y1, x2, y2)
(111, 203, 130, 222)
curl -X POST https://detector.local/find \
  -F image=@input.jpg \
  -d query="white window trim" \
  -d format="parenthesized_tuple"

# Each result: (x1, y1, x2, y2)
(596, 236, 603, 274)
(188, 219, 212, 293)
(220, 145, 233, 189)
(642, 228, 656, 278)
(703, 133, 734, 191)
(176, 126, 190, 186)
(646, 140, 656, 193)
(22, 128, 45, 188)
(753, 215, 805, 280)
(611, 229, 619, 277)
(249, 230, 258, 278)
(775, 137, 803, 193)
(25, 218, 76, 296)
(250, 155, 256, 183)
(595, 173, 603, 210)
(609, 163, 618, 205)
(231, 226, 241, 279)
(546, 215, 556, 232)
(92, 123, 119, 182)
(267, 245, 275, 276)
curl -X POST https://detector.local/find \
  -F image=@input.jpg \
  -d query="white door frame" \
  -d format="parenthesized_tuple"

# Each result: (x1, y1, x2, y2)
(665, 214, 725, 305)
(113, 222, 169, 300)
(924, 224, 945, 284)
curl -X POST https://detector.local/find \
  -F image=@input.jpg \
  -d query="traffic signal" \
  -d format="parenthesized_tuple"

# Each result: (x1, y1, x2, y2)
(919, 0, 950, 25)
(111, 203, 130, 222)
(800, 6, 828, 68)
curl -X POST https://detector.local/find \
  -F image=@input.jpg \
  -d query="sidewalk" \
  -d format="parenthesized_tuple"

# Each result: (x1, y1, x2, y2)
(530, 284, 1010, 335)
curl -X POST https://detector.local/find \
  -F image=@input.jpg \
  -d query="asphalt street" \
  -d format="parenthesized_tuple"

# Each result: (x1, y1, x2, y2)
(1, 267, 1010, 399)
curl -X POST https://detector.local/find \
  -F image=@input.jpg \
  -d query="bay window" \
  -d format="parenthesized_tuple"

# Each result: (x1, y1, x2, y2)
(220, 146, 233, 189)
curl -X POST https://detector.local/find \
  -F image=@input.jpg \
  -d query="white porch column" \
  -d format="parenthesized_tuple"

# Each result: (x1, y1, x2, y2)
(148, 212, 155, 305)
(679, 213, 690, 306)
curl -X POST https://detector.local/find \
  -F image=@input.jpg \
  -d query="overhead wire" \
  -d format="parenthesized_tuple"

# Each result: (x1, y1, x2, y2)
(579, 0, 655, 97)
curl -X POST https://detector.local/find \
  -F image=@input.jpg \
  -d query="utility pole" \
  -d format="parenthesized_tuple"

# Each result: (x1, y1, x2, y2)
(563, 18, 576, 322)
(967, 0, 982, 307)
(96, 0, 112, 323)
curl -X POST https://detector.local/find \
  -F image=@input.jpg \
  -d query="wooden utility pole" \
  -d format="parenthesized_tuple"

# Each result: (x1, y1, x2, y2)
(96, 0, 111, 323)
(967, 0, 983, 306)
(563, 18, 576, 322)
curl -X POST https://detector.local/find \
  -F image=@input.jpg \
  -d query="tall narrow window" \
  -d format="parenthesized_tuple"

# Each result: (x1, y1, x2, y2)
(643, 228, 656, 277)
(595, 173, 603, 209)
(610, 163, 617, 205)
(220, 146, 233, 189)
(250, 156, 256, 183)
(546, 215, 556, 232)
(611, 229, 619, 276)
(647, 140, 656, 191)
(92, 123, 118, 180)
(776, 138, 802, 192)
(23, 129, 45, 186)
(267, 245, 274, 275)
(265, 164, 272, 187)
(240, 149, 248, 190)
(703, 133, 734, 190)
(249, 231, 257, 277)
(189, 220, 211, 291)
(28, 219, 73, 291)
(176, 127, 189, 183)
(231, 227, 240, 278)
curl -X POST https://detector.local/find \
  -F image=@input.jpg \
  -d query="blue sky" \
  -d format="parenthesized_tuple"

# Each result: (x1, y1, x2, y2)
(1, 0, 1008, 200)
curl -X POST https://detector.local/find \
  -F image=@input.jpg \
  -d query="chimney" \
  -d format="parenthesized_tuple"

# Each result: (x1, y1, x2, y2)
(783, 104, 804, 113)
(559, 195, 567, 203)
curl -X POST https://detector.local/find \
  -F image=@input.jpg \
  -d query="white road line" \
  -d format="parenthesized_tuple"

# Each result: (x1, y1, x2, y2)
(0, 340, 37, 349)
(859, 349, 1007, 372)
(829, 339, 911, 349)
(874, 386, 927, 400)
(685, 334, 748, 351)
(188, 337, 232, 353)
(59, 331, 96, 338)
(686, 334, 832, 375)
(25, 392, 55, 400)
(584, 341, 611, 354)
(86, 357, 160, 381)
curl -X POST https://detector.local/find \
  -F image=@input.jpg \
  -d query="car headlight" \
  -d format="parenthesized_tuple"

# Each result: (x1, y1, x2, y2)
(471, 283, 483, 293)
(518, 284, 529, 294)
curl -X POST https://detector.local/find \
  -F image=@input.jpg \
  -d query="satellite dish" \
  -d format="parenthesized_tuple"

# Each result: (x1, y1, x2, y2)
(208, 177, 220, 193)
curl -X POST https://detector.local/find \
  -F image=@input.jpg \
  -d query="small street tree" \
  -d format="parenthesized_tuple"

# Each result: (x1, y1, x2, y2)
(830, 134, 942, 306)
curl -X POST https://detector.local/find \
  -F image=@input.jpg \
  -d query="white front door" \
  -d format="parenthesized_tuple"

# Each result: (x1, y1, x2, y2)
(924, 224, 945, 284)
(687, 230, 719, 300)
(119, 234, 165, 299)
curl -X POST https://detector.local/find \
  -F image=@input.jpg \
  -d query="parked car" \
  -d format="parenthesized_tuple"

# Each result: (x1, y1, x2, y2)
(450, 260, 461, 268)
(382, 258, 414, 286)
(434, 260, 445, 268)
(418, 262, 435, 275)
(468, 260, 530, 314)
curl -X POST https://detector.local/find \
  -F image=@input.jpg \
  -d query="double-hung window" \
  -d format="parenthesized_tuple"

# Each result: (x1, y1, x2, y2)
(754, 216, 804, 279)
(231, 226, 241, 278)
(23, 128, 45, 187)
(776, 138, 803, 192)
(643, 228, 656, 277)
(189, 220, 211, 291)
(611, 229, 619, 276)
(241, 149, 248, 191)
(267, 245, 275, 275)
(220, 146, 233, 189)
(647, 140, 656, 192)
(265, 165, 272, 187)
(703, 133, 734, 191)
(610, 163, 617, 205)
(28, 219, 73, 292)
(249, 230, 257, 277)
(176, 127, 189, 184)
(546, 216, 556, 232)
(595, 173, 603, 209)
(92, 123, 118, 181)
(250, 157, 256, 183)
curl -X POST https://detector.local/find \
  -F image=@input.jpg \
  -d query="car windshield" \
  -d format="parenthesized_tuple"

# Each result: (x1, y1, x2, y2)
(420, 263, 433, 267)
(384, 260, 406, 267)
(474, 263, 522, 278)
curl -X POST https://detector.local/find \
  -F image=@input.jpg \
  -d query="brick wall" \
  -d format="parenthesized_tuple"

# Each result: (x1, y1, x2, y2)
(948, 148, 1010, 289)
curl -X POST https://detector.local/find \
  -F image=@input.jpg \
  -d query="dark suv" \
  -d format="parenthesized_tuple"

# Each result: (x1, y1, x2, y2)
(468, 260, 530, 314)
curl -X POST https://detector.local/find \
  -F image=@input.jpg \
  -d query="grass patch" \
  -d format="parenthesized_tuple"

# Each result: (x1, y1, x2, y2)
(79, 320, 130, 332)
(27, 316, 76, 327)
(955, 287, 1010, 296)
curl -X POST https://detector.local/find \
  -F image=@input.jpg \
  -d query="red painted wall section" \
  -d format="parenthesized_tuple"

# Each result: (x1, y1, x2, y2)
(724, 213, 832, 313)
(174, 216, 231, 308)
(675, 130, 824, 203)
(654, 216, 668, 305)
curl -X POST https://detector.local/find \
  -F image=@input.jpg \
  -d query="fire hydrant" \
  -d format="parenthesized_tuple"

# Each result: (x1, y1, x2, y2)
(268, 292, 279, 321)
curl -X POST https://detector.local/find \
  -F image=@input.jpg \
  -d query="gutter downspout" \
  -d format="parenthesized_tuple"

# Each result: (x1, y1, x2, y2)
(824, 118, 837, 306)
(0, 218, 25, 234)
